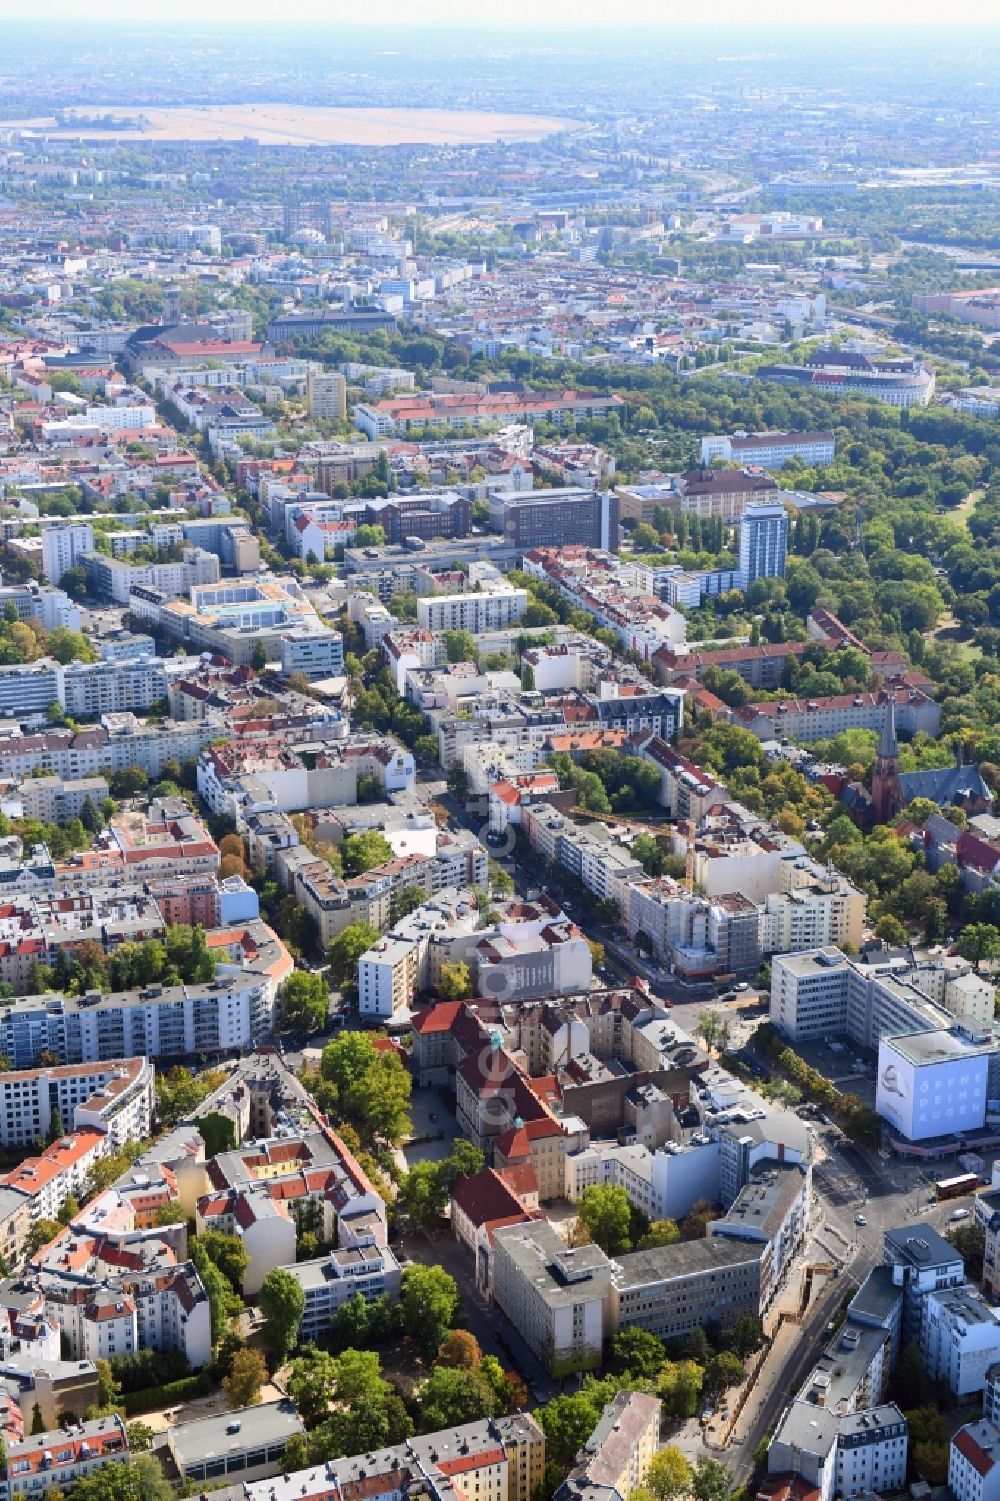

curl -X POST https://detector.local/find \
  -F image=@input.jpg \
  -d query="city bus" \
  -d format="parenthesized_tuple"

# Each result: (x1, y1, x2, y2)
(935, 1172, 979, 1201)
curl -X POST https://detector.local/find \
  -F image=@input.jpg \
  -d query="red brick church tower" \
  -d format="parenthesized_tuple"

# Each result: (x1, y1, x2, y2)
(870, 697, 902, 824)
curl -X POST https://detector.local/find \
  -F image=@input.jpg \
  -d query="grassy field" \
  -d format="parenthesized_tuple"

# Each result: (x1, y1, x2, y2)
(3, 104, 579, 146)
(953, 487, 985, 528)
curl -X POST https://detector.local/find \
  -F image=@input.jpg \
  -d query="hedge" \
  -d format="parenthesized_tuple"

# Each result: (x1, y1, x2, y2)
(123, 1370, 214, 1415)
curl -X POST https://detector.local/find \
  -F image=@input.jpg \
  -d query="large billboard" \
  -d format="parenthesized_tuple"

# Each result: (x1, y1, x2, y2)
(877, 1036, 988, 1142)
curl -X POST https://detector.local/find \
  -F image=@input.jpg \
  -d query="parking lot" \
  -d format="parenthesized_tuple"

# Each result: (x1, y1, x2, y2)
(795, 1037, 879, 1109)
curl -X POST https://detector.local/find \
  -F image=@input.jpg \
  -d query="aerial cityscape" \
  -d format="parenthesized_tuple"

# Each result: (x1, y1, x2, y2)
(1, 18, 1000, 1501)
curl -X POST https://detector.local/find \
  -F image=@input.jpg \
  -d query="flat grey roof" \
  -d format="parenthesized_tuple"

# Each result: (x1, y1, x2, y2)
(802, 1324, 891, 1412)
(716, 1164, 807, 1240)
(167, 1402, 303, 1468)
(884, 1027, 994, 1064)
(848, 1266, 902, 1325)
(493, 1222, 612, 1306)
(613, 1235, 766, 1290)
(884, 1223, 961, 1269)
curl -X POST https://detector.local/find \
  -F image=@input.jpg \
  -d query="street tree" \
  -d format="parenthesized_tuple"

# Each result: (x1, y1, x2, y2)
(278, 971, 329, 1033)
(646, 1448, 691, 1501)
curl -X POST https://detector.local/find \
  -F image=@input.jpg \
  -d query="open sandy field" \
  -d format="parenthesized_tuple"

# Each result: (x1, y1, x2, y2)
(2, 103, 579, 146)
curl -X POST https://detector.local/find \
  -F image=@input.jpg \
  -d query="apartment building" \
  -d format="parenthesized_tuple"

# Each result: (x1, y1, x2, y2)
(196, 1182, 296, 1294)
(709, 1164, 810, 1308)
(0, 657, 175, 722)
(883, 1223, 965, 1342)
(359, 935, 420, 1018)
(554, 1393, 661, 1501)
(18, 776, 109, 825)
(285, 1244, 401, 1344)
(0, 1189, 32, 1272)
(40, 523, 94, 586)
(699, 430, 836, 470)
(976, 1192, 1000, 1300)
(35, 1235, 213, 1370)
(951, 1421, 1000, 1501)
(922, 1286, 1000, 1397)
(306, 370, 347, 422)
(417, 580, 528, 634)
(0, 974, 274, 1068)
(759, 867, 865, 955)
(738, 502, 789, 586)
(2, 1129, 108, 1223)
(623, 881, 762, 977)
(243, 1414, 545, 1501)
(767, 1403, 908, 1501)
(520, 804, 644, 906)
(0, 1414, 128, 1501)
(0, 1058, 153, 1151)
(198, 1126, 388, 1282)
(83, 547, 220, 606)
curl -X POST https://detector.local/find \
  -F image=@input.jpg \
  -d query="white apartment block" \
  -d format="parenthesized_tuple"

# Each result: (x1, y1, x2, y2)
(417, 583, 528, 634)
(0, 1058, 153, 1151)
(358, 891, 482, 1019)
(359, 936, 419, 1019)
(41, 523, 94, 585)
(84, 548, 220, 606)
(286, 1244, 401, 1344)
(768, 1403, 908, 1501)
(922, 1287, 1000, 1397)
(700, 430, 836, 470)
(0, 974, 274, 1069)
(18, 776, 109, 825)
(759, 873, 865, 955)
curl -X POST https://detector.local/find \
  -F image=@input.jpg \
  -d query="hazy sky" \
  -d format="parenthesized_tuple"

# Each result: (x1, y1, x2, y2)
(0, 0, 995, 23)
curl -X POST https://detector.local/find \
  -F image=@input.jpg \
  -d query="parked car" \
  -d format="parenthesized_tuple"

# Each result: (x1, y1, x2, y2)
(950, 1208, 971, 1222)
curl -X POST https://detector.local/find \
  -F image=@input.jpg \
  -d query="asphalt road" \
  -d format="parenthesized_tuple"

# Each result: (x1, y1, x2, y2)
(727, 1264, 859, 1484)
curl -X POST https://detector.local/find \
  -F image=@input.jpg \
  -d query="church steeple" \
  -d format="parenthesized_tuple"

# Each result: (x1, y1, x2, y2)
(876, 696, 898, 760)
(871, 697, 902, 824)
